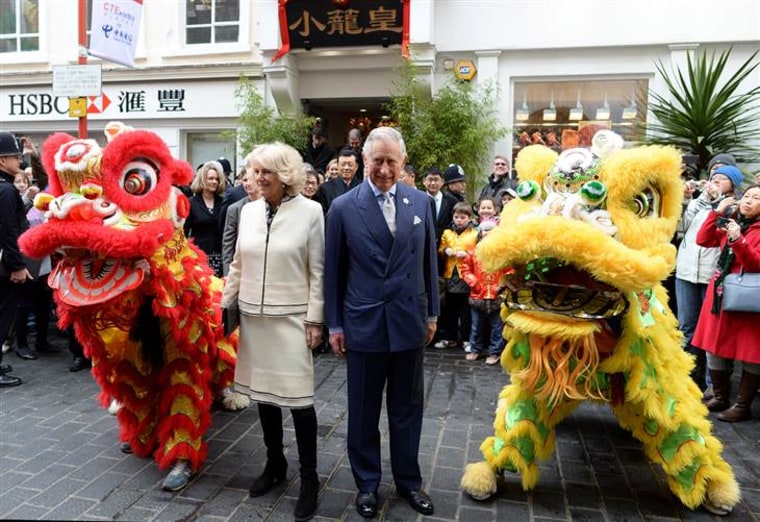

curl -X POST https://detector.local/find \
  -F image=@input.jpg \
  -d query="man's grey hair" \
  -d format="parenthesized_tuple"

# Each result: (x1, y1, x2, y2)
(362, 127, 406, 158)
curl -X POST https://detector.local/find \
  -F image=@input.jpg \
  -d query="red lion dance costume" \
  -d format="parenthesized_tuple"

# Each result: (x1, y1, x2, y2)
(19, 122, 240, 491)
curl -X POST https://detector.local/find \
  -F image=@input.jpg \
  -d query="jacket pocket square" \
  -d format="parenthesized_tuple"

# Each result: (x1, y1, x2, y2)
(413, 215, 422, 225)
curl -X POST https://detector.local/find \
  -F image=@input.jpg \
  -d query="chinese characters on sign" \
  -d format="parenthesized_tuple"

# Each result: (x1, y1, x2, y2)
(115, 89, 187, 113)
(285, 1, 403, 49)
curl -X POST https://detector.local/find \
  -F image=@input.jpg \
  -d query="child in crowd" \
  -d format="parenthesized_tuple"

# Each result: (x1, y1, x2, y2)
(459, 219, 509, 365)
(435, 202, 478, 350)
(475, 196, 500, 224)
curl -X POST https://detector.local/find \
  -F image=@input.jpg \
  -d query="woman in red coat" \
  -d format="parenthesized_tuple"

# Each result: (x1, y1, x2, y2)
(693, 182, 760, 422)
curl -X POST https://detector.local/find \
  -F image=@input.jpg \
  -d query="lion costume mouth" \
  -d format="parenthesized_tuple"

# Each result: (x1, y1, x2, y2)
(49, 249, 149, 306)
(502, 257, 628, 319)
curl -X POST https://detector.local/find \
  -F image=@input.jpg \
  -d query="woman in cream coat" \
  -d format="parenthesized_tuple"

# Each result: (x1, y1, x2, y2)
(222, 142, 324, 522)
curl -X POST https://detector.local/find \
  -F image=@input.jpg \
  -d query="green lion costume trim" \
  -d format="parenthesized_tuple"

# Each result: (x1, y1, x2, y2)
(460, 132, 739, 515)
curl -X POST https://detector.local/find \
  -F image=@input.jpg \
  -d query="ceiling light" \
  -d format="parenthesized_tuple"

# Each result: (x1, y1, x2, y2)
(595, 92, 610, 120)
(515, 90, 530, 121)
(543, 92, 556, 121)
(569, 89, 583, 120)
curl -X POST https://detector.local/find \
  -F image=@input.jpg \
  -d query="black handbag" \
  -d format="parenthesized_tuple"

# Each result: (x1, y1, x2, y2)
(721, 268, 760, 313)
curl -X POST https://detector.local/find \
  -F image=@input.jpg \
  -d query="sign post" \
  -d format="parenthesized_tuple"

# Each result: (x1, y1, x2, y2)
(78, 0, 88, 138)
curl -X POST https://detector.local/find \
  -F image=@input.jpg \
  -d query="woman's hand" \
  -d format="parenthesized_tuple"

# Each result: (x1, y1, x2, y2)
(715, 196, 737, 214)
(305, 324, 322, 350)
(725, 220, 741, 242)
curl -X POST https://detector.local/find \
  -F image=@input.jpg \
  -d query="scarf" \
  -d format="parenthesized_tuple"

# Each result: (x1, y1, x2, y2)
(711, 214, 757, 314)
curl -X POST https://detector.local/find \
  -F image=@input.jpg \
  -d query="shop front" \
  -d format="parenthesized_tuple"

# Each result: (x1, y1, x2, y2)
(0, 77, 251, 172)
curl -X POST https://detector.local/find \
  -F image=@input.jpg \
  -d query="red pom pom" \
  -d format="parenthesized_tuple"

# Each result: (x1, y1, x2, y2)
(176, 193, 190, 220)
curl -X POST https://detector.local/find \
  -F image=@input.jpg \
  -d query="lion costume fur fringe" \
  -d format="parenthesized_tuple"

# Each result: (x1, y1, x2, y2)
(460, 137, 739, 514)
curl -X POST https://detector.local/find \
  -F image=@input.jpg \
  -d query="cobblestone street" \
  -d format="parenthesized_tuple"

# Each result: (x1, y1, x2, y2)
(1, 333, 759, 521)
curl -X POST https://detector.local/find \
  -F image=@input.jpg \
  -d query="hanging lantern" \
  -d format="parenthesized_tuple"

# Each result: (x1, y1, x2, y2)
(333, 0, 350, 8)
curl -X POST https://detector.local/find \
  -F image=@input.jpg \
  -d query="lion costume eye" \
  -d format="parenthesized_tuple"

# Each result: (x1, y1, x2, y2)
(631, 187, 661, 218)
(121, 159, 158, 196)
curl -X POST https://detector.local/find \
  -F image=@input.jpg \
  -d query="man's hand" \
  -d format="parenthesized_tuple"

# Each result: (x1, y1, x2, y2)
(10, 268, 32, 284)
(305, 324, 323, 350)
(425, 321, 437, 346)
(329, 332, 346, 357)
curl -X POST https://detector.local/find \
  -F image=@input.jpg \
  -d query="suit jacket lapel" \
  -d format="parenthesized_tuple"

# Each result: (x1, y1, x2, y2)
(355, 183, 394, 253)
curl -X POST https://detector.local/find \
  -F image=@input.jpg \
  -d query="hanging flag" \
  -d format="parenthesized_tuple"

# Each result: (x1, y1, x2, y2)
(89, 0, 143, 68)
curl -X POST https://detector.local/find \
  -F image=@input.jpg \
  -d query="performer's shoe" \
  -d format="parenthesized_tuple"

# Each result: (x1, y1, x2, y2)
(15, 345, 37, 360)
(398, 489, 434, 516)
(119, 442, 133, 454)
(69, 356, 91, 372)
(355, 492, 378, 518)
(162, 460, 193, 491)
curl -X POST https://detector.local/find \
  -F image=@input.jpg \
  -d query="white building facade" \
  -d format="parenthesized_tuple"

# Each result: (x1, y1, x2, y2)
(1, 0, 759, 175)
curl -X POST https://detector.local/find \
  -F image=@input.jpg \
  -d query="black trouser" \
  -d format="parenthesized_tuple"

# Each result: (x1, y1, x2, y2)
(440, 291, 471, 343)
(0, 277, 21, 367)
(14, 276, 52, 349)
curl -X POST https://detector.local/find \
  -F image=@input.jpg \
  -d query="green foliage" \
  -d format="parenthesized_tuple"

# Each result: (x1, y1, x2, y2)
(233, 76, 317, 154)
(644, 48, 760, 175)
(387, 64, 508, 200)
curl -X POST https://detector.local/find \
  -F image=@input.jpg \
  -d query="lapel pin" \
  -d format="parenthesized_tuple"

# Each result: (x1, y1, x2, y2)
(403, 197, 410, 205)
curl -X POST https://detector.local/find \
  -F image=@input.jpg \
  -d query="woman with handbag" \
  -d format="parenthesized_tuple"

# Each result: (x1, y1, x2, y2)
(692, 183, 760, 422)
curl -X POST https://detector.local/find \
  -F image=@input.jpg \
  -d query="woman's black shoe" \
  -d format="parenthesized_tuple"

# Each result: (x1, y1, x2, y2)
(249, 461, 288, 497)
(294, 473, 319, 521)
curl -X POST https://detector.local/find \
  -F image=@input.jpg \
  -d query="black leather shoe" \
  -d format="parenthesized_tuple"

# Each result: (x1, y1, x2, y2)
(399, 489, 434, 516)
(355, 492, 377, 518)
(119, 441, 133, 454)
(69, 356, 91, 372)
(0, 364, 12, 373)
(36, 342, 61, 353)
(0, 372, 22, 387)
(16, 346, 37, 360)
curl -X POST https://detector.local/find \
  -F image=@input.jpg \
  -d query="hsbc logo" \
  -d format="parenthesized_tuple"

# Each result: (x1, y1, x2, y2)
(7, 93, 113, 116)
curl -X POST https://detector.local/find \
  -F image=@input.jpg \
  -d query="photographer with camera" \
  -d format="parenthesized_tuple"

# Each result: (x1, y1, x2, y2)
(674, 157, 742, 393)
(691, 181, 760, 422)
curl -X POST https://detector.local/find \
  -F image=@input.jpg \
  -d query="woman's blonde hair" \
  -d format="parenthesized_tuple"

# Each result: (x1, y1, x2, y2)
(251, 142, 305, 196)
(191, 160, 227, 195)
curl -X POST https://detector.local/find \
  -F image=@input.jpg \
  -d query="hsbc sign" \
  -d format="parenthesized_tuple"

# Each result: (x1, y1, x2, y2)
(8, 93, 70, 116)
(1, 80, 241, 123)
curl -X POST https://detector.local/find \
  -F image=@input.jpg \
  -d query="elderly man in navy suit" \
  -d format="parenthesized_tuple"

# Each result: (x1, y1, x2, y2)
(325, 127, 439, 518)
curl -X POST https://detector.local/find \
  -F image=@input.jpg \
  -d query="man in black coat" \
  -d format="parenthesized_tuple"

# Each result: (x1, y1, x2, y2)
(314, 148, 361, 215)
(304, 127, 336, 174)
(0, 131, 30, 386)
(478, 155, 517, 200)
(423, 167, 457, 246)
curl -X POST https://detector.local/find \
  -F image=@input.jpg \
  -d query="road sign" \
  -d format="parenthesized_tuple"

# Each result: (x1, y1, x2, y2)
(53, 64, 102, 97)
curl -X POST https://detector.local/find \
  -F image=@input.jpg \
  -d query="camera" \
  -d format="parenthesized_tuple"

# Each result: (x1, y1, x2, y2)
(716, 216, 730, 229)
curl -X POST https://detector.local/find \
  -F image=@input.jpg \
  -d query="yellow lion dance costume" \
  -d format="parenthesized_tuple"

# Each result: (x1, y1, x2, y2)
(460, 132, 739, 515)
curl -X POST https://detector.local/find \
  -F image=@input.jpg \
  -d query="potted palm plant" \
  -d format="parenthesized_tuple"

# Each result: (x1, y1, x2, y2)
(644, 48, 760, 176)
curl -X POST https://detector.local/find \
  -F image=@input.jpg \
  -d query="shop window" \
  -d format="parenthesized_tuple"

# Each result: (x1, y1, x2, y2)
(513, 79, 648, 153)
(0, 0, 40, 53)
(186, 131, 236, 180)
(185, 0, 240, 45)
